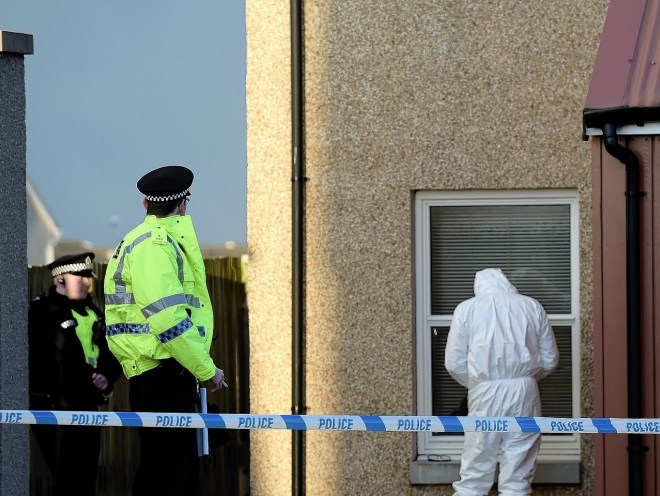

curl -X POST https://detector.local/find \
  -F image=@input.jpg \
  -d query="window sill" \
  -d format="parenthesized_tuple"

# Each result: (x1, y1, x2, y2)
(409, 460, 580, 485)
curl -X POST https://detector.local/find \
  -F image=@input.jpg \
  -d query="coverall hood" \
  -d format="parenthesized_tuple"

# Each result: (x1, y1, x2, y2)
(473, 268, 519, 296)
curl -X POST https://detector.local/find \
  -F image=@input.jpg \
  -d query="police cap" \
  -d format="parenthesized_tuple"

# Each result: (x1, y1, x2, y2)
(137, 165, 194, 202)
(47, 252, 96, 278)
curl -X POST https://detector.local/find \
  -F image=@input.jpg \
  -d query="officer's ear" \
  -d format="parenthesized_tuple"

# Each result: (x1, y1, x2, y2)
(177, 197, 188, 216)
(142, 198, 148, 210)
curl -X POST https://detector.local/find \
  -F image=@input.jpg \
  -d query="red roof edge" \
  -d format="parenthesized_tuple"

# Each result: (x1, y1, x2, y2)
(583, 0, 660, 129)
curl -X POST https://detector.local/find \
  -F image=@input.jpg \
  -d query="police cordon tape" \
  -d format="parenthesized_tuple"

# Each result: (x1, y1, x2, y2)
(3, 411, 660, 434)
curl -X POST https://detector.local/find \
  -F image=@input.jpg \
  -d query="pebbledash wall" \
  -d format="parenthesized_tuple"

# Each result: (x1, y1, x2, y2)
(246, 1, 608, 495)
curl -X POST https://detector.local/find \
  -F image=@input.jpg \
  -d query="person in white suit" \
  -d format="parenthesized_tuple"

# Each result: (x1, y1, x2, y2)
(445, 268, 559, 496)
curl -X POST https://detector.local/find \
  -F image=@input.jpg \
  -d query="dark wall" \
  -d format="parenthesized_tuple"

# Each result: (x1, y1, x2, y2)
(0, 49, 30, 496)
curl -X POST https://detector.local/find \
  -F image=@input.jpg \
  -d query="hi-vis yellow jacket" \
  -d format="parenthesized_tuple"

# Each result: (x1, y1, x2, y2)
(104, 215, 216, 381)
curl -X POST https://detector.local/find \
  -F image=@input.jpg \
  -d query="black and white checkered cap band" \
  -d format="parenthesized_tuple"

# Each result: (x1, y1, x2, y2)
(144, 189, 189, 202)
(51, 258, 94, 277)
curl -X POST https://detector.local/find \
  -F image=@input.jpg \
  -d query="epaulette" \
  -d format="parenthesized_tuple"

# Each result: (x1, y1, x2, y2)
(112, 239, 125, 259)
(60, 320, 76, 329)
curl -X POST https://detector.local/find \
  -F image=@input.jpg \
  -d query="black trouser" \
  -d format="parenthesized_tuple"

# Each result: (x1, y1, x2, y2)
(31, 419, 101, 495)
(129, 359, 200, 496)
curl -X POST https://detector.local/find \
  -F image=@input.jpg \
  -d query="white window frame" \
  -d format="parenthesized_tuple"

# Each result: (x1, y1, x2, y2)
(412, 190, 581, 484)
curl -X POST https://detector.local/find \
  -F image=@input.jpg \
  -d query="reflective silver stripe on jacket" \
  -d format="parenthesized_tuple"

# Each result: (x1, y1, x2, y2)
(108, 292, 200, 315)
(111, 232, 152, 294)
(141, 293, 188, 318)
(106, 229, 199, 326)
(186, 294, 200, 308)
(166, 235, 185, 283)
(107, 231, 183, 293)
(105, 293, 135, 305)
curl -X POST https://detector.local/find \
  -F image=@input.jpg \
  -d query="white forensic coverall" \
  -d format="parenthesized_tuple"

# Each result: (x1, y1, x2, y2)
(445, 268, 559, 496)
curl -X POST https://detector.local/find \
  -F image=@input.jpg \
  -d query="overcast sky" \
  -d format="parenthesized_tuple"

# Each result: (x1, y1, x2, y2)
(4, 0, 246, 247)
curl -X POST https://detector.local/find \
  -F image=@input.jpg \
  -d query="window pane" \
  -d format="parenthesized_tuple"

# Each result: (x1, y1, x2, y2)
(431, 326, 468, 416)
(430, 204, 571, 314)
(431, 325, 572, 418)
(538, 326, 573, 417)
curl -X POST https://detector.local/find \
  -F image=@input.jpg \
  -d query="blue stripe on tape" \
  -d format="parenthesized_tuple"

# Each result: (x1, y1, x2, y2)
(361, 415, 386, 431)
(33, 411, 58, 425)
(117, 412, 143, 427)
(201, 414, 226, 429)
(516, 417, 540, 432)
(282, 415, 307, 430)
(439, 416, 464, 432)
(593, 418, 617, 434)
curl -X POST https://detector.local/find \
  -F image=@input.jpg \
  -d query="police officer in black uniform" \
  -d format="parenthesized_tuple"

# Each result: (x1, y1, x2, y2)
(29, 252, 122, 495)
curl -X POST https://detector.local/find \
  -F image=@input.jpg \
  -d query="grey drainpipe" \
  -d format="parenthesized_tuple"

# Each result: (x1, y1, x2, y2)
(602, 123, 646, 496)
(291, 0, 305, 494)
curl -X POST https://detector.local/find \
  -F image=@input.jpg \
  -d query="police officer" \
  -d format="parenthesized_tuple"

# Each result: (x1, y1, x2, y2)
(29, 252, 122, 495)
(104, 165, 227, 496)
